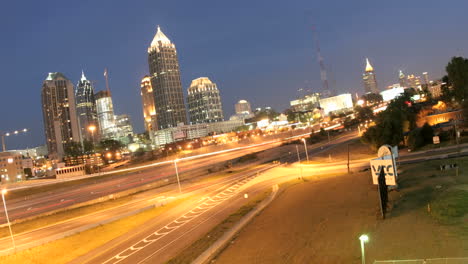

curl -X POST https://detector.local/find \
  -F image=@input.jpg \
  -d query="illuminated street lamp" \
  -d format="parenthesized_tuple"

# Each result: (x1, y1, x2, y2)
(359, 234, 369, 264)
(1, 128, 28, 152)
(301, 138, 309, 162)
(1, 189, 15, 250)
(88, 125, 97, 143)
(174, 159, 182, 193)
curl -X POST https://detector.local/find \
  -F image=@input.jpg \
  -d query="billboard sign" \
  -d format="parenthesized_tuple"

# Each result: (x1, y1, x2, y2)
(370, 158, 397, 186)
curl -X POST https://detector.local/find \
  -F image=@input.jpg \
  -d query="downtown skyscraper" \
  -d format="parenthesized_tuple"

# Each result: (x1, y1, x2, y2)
(147, 26, 187, 129)
(75, 71, 99, 143)
(41, 72, 80, 160)
(140, 75, 157, 133)
(362, 58, 379, 94)
(187, 77, 224, 124)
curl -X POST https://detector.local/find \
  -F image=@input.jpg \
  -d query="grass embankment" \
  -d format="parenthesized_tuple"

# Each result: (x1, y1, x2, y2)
(430, 189, 468, 225)
(0, 194, 135, 239)
(166, 190, 272, 264)
(303, 138, 374, 164)
(0, 198, 188, 264)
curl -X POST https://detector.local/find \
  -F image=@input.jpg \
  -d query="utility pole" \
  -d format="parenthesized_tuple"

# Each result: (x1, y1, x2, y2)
(347, 144, 350, 173)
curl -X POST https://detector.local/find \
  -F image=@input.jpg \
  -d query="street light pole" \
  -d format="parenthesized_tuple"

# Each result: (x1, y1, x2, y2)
(1, 189, 15, 250)
(295, 145, 303, 180)
(174, 159, 182, 193)
(1, 129, 28, 152)
(302, 138, 309, 162)
(359, 234, 369, 264)
(1, 135, 5, 152)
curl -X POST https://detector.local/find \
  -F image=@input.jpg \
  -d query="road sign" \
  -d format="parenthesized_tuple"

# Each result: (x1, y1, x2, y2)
(433, 136, 440, 144)
(370, 158, 396, 186)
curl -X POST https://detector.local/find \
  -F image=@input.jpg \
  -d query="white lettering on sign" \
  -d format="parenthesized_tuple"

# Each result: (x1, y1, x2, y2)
(370, 159, 396, 186)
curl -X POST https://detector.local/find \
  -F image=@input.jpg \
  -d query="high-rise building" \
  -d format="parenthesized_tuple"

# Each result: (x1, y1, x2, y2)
(399, 70, 407, 88)
(422, 72, 430, 86)
(41, 72, 80, 160)
(115, 114, 134, 144)
(75, 71, 99, 143)
(235, 100, 252, 115)
(147, 26, 187, 129)
(140, 75, 157, 133)
(407, 74, 422, 89)
(362, 58, 379, 94)
(187, 77, 224, 124)
(95, 90, 116, 139)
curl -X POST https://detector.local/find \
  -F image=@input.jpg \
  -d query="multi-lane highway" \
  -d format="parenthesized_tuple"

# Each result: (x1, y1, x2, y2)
(0, 129, 358, 259)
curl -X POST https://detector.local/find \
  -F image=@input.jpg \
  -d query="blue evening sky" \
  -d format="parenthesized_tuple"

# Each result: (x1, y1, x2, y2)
(1, 0, 467, 149)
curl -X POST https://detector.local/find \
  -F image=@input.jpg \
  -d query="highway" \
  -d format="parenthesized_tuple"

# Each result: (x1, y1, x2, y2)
(0, 130, 356, 257)
(0, 139, 284, 224)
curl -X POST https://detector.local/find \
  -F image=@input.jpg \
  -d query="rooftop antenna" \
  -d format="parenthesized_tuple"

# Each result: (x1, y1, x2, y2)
(104, 67, 110, 93)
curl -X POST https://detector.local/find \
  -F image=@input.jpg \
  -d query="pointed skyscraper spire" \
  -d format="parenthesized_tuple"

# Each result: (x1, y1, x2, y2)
(81, 70, 87, 81)
(365, 58, 374, 72)
(150, 25, 172, 48)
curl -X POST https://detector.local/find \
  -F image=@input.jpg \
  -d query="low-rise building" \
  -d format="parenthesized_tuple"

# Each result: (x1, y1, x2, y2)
(0, 152, 25, 183)
(152, 119, 244, 147)
(290, 93, 321, 112)
(319, 93, 353, 115)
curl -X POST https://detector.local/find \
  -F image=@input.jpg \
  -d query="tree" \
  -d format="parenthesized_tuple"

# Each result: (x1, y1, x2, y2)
(83, 139, 94, 155)
(64, 141, 83, 157)
(446, 56, 468, 103)
(354, 106, 374, 122)
(420, 123, 434, 144)
(361, 91, 417, 150)
(98, 139, 122, 153)
(362, 93, 383, 106)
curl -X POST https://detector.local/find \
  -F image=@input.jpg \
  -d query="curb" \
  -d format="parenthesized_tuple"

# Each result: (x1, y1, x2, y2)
(192, 184, 279, 264)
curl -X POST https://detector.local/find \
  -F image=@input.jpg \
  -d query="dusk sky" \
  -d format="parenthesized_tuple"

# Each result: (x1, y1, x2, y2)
(1, 0, 468, 149)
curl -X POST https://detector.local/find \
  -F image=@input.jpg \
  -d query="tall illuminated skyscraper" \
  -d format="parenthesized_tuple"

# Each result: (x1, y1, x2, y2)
(147, 26, 187, 129)
(41, 72, 80, 160)
(140, 76, 157, 132)
(75, 71, 99, 143)
(399, 70, 407, 88)
(95, 90, 116, 139)
(362, 58, 379, 94)
(187, 77, 224, 124)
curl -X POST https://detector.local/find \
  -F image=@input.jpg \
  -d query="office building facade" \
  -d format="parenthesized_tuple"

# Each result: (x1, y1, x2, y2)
(187, 77, 224, 124)
(140, 75, 157, 133)
(147, 26, 187, 129)
(362, 58, 379, 94)
(95, 90, 116, 139)
(41, 72, 81, 160)
(75, 71, 99, 143)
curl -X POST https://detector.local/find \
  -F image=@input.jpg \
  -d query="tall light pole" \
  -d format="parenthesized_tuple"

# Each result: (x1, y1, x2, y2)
(174, 159, 182, 193)
(295, 145, 303, 180)
(359, 234, 369, 264)
(1, 189, 15, 250)
(88, 125, 96, 144)
(1, 128, 28, 152)
(301, 138, 309, 162)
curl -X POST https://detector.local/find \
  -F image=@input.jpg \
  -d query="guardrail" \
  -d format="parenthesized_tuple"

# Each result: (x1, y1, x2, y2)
(374, 257, 468, 264)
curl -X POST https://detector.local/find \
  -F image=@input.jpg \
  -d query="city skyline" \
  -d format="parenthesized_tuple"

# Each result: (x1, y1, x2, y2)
(2, 0, 468, 149)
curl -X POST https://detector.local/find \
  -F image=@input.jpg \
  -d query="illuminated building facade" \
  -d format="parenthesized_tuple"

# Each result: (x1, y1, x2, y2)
(140, 76, 157, 133)
(0, 152, 24, 183)
(95, 90, 116, 139)
(235, 100, 252, 115)
(318, 93, 353, 115)
(187, 77, 224, 124)
(407, 74, 422, 89)
(399, 70, 407, 88)
(290, 93, 321, 112)
(75, 71, 99, 143)
(115, 114, 134, 144)
(362, 58, 379, 94)
(41, 72, 80, 160)
(148, 26, 187, 129)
